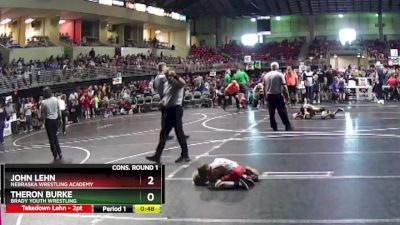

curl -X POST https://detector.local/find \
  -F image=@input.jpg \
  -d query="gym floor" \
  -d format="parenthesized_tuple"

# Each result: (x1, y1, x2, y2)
(2, 103, 400, 225)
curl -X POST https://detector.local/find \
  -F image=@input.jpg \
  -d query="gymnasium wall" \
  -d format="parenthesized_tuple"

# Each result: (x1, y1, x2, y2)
(0, 0, 187, 30)
(9, 47, 64, 61)
(192, 13, 400, 47)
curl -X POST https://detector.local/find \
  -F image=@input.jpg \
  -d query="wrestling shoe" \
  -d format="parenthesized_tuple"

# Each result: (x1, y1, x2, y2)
(241, 176, 256, 187)
(251, 175, 259, 182)
(285, 126, 293, 131)
(337, 108, 344, 113)
(238, 178, 250, 190)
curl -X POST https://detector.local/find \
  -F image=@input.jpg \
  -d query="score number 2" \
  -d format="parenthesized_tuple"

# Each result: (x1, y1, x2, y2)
(147, 176, 155, 202)
(148, 176, 154, 185)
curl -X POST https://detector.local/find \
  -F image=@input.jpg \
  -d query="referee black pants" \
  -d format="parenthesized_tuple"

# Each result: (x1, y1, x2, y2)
(45, 119, 62, 158)
(267, 94, 291, 130)
(154, 106, 188, 159)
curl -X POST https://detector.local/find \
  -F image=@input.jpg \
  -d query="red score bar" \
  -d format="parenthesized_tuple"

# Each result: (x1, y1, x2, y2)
(6, 204, 92, 213)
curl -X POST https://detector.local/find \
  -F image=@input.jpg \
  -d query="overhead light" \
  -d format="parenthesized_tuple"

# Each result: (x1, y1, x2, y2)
(147, 6, 164, 16)
(25, 18, 34, 24)
(275, 16, 281, 21)
(59, 19, 66, 25)
(250, 17, 256, 22)
(357, 55, 361, 58)
(0, 18, 12, 25)
(134, 3, 146, 12)
(334, 54, 338, 58)
(362, 55, 365, 59)
(155, 30, 161, 34)
(257, 16, 270, 20)
(241, 33, 258, 47)
(376, 13, 379, 17)
(339, 28, 357, 46)
(338, 14, 344, 18)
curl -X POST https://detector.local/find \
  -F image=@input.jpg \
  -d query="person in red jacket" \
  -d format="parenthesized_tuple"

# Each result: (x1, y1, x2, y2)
(387, 75, 399, 101)
(223, 80, 240, 111)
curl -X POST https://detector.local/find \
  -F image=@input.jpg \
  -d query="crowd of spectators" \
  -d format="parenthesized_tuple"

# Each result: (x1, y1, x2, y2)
(221, 39, 304, 62)
(25, 36, 53, 48)
(59, 33, 76, 46)
(309, 39, 341, 59)
(11, 71, 222, 133)
(5, 59, 400, 135)
(309, 38, 389, 63)
(0, 33, 19, 48)
(390, 40, 400, 51)
(362, 40, 387, 62)
(0, 45, 239, 92)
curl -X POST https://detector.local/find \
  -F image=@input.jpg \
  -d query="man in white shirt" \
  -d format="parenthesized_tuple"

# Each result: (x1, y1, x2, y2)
(303, 67, 314, 104)
(263, 62, 292, 131)
(58, 95, 67, 134)
(24, 99, 33, 132)
(41, 87, 62, 160)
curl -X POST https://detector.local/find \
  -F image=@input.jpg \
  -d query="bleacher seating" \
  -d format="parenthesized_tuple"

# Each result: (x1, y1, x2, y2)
(362, 40, 387, 62)
(26, 36, 53, 48)
(221, 39, 304, 62)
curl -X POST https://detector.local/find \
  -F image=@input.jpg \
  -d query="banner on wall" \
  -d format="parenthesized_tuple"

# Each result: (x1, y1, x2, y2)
(356, 87, 373, 101)
(244, 55, 251, 63)
(4, 118, 11, 137)
(357, 77, 370, 87)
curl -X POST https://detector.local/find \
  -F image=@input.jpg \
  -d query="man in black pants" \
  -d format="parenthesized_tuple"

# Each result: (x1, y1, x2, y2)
(41, 87, 63, 160)
(375, 62, 385, 104)
(146, 70, 190, 164)
(263, 62, 292, 131)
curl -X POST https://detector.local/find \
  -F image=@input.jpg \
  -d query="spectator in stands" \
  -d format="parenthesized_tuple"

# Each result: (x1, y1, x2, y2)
(89, 48, 96, 59)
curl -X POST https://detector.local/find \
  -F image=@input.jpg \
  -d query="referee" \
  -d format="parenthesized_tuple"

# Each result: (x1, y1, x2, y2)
(263, 62, 292, 131)
(146, 70, 190, 164)
(41, 87, 63, 160)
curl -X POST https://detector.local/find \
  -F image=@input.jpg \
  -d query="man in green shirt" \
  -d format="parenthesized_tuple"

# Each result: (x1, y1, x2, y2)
(223, 69, 232, 87)
(94, 95, 100, 115)
(233, 69, 249, 102)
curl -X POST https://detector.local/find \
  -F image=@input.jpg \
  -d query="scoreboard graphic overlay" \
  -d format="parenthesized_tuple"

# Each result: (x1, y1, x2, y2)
(1, 164, 164, 214)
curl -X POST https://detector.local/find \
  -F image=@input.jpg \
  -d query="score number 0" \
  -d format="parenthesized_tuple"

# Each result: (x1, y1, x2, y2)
(147, 176, 155, 202)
